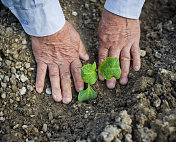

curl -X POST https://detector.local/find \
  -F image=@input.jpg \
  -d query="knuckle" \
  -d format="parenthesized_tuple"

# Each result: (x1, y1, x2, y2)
(131, 48, 140, 54)
(121, 55, 130, 61)
(61, 72, 71, 80)
(73, 66, 81, 73)
(49, 70, 59, 78)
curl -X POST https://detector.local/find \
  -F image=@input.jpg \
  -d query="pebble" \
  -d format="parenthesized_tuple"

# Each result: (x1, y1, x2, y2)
(46, 88, 52, 95)
(11, 67, 16, 74)
(0, 117, 4, 121)
(6, 27, 13, 33)
(25, 63, 30, 69)
(22, 38, 27, 45)
(140, 50, 146, 57)
(13, 124, 19, 129)
(1, 82, 7, 88)
(42, 124, 47, 132)
(3, 76, 9, 83)
(22, 125, 28, 129)
(153, 98, 161, 108)
(20, 74, 28, 82)
(0, 111, 3, 117)
(72, 11, 78, 16)
(10, 99, 14, 103)
(10, 75, 16, 85)
(20, 87, 26, 95)
(1, 93, 6, 99)
(5, 60, 11, 66)
(15, 62, 22, 69)
(154, 51, 162, 59)
(48, 112, 53, 121)
(27, 85, 33, 91)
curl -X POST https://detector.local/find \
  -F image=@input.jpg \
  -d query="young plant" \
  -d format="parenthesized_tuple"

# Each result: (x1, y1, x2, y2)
(78, 57, 121, 102)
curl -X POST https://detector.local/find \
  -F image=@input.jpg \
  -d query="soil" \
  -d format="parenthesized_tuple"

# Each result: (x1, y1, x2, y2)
(0, 0, 176, 142)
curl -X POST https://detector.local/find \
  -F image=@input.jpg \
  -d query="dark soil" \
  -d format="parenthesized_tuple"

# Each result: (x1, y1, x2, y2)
(0, 0, 176, 142)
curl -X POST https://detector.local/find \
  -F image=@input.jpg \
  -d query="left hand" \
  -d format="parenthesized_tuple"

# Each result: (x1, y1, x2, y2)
(98, 9, 141, 88)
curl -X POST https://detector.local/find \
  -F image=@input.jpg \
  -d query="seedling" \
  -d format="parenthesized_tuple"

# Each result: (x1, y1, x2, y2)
(78, 57, 121, 102)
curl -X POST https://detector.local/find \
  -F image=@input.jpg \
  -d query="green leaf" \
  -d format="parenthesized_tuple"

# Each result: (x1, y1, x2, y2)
(81, 62, 98, 85)
(78, 85, 97, 102)
(99, 57, 121, 80)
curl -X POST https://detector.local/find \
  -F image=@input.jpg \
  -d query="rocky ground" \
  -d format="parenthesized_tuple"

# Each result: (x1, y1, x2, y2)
(0, 0, 176, 142)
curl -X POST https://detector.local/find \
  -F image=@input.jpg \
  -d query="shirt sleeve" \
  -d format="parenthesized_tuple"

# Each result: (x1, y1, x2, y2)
(104, 0, 145, 19)
(1, 0, 65, 37)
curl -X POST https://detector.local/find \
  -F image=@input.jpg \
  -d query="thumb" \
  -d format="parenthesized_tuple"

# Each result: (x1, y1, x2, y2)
(79, 40, 89, 61)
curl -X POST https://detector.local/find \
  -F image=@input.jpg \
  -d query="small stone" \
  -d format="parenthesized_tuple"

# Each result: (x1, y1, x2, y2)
(16, 97, 20, 102)
(22, 125, 28, 129)
(10, 99, 14, 103)
(154, 51, 162, 59)
(33, 127, 39, 133)
(27, 85, 33, 91)
(72, 11, 78, 16)
(11, 67, 16, 74)
(1, 82, 7, 88)
(20, 87, 26, 95)
(3, 76, 9, 83)
(42, 124, 47, 132)
(22, 38, 27, 45)
(46, 88, 52, 95)
(1, 93, 6, 99)
(140, 50, 146, 57)
(48, 112, 53, 121)
(125, 134, 132, 142)
(153, 98, 161, 108)
(0, 57, 2, 61)
(0, 117, 5, 121)
(13, 124, 19, 129)
(25, 63, 30, 69)
(15, 62, 22, 69)
(47, 133, 51, 138)
(6, 27, 13, 33)
(10, 75, 16, 85)
(0, 111, 3, 117)
(5, 60, 11, 66)
(20, 74, 28, 82)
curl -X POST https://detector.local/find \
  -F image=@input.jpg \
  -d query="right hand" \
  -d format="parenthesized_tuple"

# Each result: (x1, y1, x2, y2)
(32, 21, 89, 104)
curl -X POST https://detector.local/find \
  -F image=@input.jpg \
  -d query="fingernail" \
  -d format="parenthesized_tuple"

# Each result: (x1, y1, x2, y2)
(134, 66, 140, 71)
(54, 95, 62, 102)
(85, 54, 89, 60)
(78, 87, 83, 92)
(120, 78, 128, 85)
(63, 98, 72, 104)
(99, 74, 105, 81)
(107, 82, 115, 89)
(37, 88, 43, 93)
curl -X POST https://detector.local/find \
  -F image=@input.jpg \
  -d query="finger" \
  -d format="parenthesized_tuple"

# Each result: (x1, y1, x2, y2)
(109, 46, 121, 59)
(106, 47, 122, 89)
(36, 61, 47, 93)
(119, 44, 131, 85)
(79, 40, 89, 61)
(71, 59, 84, 92)
(106, 77, 116, 89)
(59, 63, 72, 104)
(48, 64, 62, 102)
(98, 44, 109, 81)
(131, 42, 141, 71)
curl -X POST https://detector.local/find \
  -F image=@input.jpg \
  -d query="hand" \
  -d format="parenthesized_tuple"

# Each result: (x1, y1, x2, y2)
(32, 21, 89, 104)
(98, 9, 141, 88)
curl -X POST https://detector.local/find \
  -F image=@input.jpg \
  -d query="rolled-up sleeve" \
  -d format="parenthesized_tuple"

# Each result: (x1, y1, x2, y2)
(1, 0, 65, 37)
(104, 0, 145, 19)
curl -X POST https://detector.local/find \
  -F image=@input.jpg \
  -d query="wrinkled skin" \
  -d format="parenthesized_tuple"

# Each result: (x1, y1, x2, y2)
(98, 9, 141, 89)
(32, 21, 89, 104)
